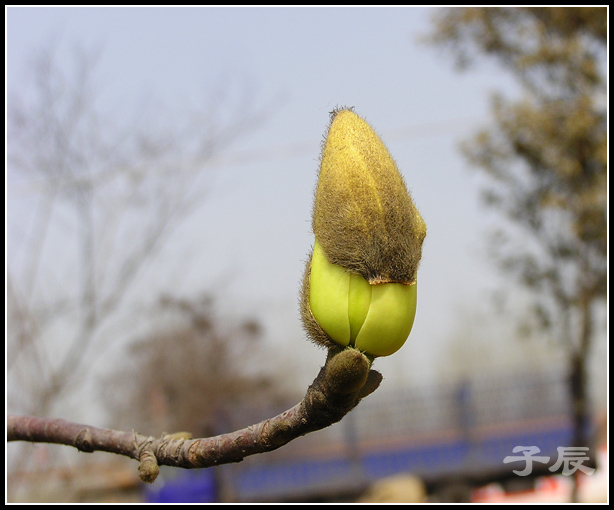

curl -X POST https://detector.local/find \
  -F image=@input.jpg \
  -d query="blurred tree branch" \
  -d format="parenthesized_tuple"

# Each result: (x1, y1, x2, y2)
(7, 44, 270, 420)
(427, 7, 606, 502)
(8, 347, 382, 483)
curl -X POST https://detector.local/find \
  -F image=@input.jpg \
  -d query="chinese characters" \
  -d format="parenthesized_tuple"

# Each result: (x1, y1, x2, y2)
(503, 446, 595, 476)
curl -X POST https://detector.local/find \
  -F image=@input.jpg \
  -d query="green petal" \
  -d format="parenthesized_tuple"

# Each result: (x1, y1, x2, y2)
(309, 240, 351, 346)
(348, 273, 371, 343)
(354, 282, 417, 357)
(309, 239, 417, 357)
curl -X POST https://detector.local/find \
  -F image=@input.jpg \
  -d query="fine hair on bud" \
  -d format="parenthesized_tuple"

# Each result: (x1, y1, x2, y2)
(301, 107, 427, 354)
(313, 107, 426, 284)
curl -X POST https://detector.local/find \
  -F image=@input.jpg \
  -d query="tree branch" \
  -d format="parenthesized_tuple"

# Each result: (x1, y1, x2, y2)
(7, 347, 382, 484)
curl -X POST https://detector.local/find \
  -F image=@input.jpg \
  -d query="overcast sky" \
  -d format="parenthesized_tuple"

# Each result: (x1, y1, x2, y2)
(7, 7, 603, 405)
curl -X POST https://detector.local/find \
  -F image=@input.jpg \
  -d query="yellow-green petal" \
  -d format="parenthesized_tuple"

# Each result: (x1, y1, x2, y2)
(309, 240, 351, 346)
(348, 273, 372, 343)
(309, 239, 417, 357)
(354, 282, 417, 357)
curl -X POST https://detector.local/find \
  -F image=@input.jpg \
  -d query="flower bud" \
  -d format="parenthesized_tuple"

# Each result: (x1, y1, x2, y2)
(300, 108, 426, 357)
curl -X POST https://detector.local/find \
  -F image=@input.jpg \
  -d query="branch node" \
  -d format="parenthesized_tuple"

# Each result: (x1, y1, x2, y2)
(138, 448, 160, 484)
(75, 428, 94, 452)
(263, 419, 293, 448)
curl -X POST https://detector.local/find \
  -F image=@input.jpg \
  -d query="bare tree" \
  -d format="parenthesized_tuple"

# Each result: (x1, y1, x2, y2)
(6, 45, 276, 500)
(7, 45, 268, 422)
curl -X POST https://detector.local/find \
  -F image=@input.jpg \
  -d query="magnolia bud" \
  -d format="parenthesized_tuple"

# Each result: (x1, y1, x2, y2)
(300, 108, 426, 357)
